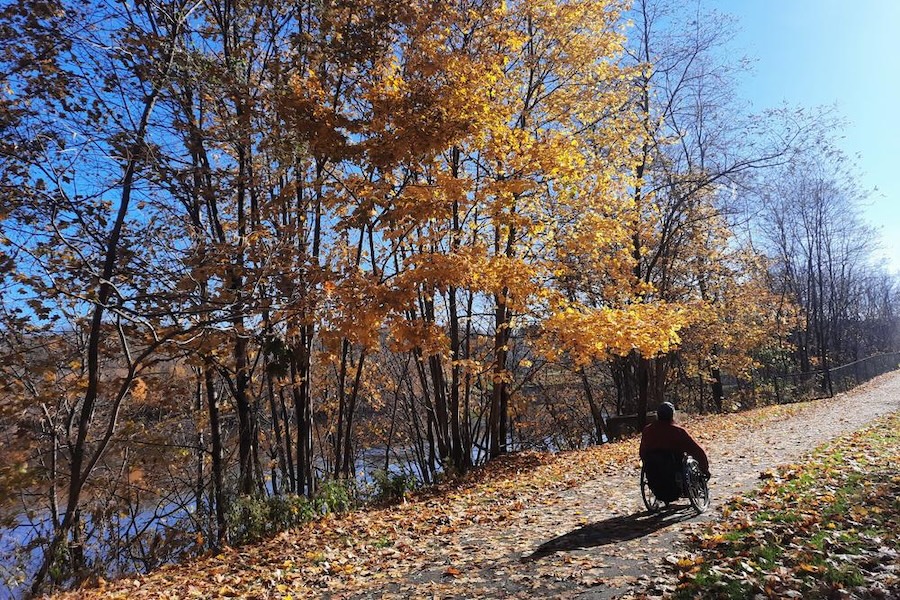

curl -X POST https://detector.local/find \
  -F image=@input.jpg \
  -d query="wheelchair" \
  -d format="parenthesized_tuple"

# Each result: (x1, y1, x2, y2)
(640, 451, 710, 513)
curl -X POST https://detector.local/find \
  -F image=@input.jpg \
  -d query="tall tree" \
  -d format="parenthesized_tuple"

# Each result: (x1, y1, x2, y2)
(0, 0, 198, 591)
(758, 145, 879, 384)
(612, 0, 811, 420)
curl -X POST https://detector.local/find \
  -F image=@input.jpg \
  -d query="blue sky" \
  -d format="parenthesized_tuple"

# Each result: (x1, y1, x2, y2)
(708, 0, 900, 272)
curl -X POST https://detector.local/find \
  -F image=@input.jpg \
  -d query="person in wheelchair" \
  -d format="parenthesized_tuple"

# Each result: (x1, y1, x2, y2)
(639, 401, 710, 505)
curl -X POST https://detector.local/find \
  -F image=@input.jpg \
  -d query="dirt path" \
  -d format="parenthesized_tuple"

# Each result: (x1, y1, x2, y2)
(55, 373, 900, 600)
(348, 372, 900, 599)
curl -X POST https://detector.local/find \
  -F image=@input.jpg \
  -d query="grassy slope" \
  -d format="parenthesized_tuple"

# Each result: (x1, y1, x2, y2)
(670, 412, 900, 599)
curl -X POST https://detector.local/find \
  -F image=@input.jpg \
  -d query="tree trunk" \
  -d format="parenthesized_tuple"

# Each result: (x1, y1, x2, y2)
(290, 344, 315, 496)
(710, 365, 725, 412)
(31, 31, 178, 591)
(204, 359, 227, 547)
(489, 291, 510, 459)
(194, 371, 206, 532)
(340, 350, 367, 478)
(636, 355, 650, 430)
(265, 365, 288, 496)
(579, 368, 609, 444)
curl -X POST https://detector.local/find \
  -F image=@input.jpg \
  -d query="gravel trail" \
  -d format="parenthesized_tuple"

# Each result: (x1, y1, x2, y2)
(358, 371, 900, 599)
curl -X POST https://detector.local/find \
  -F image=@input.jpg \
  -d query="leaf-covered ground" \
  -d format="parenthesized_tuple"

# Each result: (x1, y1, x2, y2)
(51, 373, 900, 600)
(669, 412, 900, 599)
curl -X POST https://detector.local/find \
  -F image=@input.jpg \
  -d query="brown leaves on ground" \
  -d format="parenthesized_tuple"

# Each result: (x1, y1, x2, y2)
(51, 401, 812, 600)
(669, 412, 900, 599)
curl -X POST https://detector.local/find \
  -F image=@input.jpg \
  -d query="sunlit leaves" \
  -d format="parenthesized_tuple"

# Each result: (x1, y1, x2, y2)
(671, 413, 900, 599)
(540, 299, 690, 366)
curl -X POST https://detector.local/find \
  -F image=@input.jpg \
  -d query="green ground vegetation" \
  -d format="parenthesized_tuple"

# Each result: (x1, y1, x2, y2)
(671, 412, 900, 599)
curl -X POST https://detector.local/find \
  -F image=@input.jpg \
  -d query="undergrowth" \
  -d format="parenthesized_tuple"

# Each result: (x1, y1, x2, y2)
(671, 412, 900, 599)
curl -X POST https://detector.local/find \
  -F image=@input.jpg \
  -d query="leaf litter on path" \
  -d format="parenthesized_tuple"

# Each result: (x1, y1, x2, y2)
(52, 372, 900, 599)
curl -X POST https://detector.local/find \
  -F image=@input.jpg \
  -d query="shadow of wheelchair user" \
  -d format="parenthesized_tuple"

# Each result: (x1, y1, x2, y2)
(522, 506, 693, 562)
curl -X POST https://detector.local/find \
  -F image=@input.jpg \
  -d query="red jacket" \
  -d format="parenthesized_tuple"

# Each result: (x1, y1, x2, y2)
(639, 421, 710, 474)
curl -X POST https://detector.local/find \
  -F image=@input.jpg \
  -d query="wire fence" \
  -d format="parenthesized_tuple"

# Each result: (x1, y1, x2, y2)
(765, 352, 900, 404)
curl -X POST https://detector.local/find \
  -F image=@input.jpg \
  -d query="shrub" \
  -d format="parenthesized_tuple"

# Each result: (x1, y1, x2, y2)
(313, 479, 358, 514)
(227, 494, 314, 545)
(371, 469, 417, 503)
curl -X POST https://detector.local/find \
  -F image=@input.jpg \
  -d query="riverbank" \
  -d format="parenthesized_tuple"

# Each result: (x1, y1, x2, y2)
(49, 371, 900, 599)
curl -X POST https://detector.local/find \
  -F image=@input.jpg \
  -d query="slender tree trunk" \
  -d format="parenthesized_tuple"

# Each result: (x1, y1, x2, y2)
(448, 285, 466, 471)
(265, 365, 288, 495)
(579, 368, 609, 444)
(194, 371, 206, 529)
(710, 363, 725, 412)
(636, 355, 650, 429)
(340, 350, 367, 478)
(462, 290, 475, 465)
(423, 295, 450, 462)
(278, 387, 296, 493)
(447, 146, 468, 472)
(290, 348, 314, 496)
(232, 331, 255, 495)
(31, 30, 178, 591)
(489, 289, 510, 458)
(232, 141, 256, 496)
(334, 338, 350, 478)
(204, 359, 227, 547)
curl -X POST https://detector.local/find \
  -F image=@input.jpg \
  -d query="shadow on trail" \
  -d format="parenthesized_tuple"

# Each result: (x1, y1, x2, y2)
(523, 506, 695, 561)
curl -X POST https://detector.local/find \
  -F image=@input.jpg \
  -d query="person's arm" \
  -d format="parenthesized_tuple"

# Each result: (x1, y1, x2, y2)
(677, 429, 710, 475)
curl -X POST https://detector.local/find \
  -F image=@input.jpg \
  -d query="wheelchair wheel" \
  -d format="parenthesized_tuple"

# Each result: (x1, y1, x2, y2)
(684, 457, 710, 513)
(640, 466, 660, 512)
